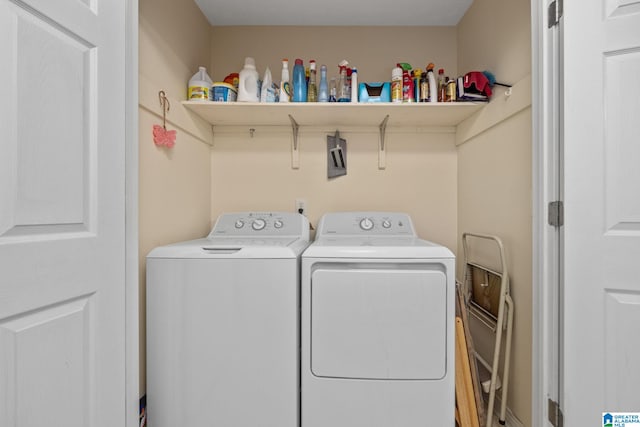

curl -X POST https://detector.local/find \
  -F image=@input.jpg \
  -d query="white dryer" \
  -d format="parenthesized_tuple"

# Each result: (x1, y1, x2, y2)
(301, 212, 455, 427)
(146, 212, 309, 427)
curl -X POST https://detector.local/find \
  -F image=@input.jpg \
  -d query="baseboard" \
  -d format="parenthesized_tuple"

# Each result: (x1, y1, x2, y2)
(491, 395, 524, 427)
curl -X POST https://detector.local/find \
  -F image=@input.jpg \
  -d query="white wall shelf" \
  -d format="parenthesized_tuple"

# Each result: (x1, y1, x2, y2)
(182, 101, 484, 128)
(182, 100, 485, 169)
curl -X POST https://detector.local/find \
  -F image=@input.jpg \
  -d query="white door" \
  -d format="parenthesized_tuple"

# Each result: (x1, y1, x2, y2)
(0, 0, 130, 426)
(562, 0, 640, 425)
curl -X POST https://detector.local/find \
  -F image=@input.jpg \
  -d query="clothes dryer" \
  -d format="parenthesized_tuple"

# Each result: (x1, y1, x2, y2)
(301, 212, 455, 427)
(146, 212, 309, 427)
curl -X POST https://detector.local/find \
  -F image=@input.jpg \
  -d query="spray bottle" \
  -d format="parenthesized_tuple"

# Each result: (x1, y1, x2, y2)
(318, 65, 329, 102)
(279, 59, 291, 103)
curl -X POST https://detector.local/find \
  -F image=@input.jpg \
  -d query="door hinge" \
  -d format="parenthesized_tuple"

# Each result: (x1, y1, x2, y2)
(548, 398, 564, 427)
(548, 0, 563, 28)
(548, 201, 564, 227)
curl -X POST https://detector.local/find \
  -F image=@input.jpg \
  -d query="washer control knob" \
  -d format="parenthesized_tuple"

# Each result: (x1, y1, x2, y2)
(251, 218, 266, 231)
(382, 220, 392, 229)
(234, 220, 245, 229)
(359, 218, 374, 231)
(274, 220, 284, 229)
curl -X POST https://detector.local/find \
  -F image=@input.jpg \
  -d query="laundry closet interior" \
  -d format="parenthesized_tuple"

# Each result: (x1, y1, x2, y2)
(138, 0, 532, 425)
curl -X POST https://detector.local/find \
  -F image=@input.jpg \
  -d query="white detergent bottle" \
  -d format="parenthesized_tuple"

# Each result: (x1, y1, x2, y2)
(237, 57, 260, 102)
(426, 66, 438, 103)
(260, 67, 274, 102)
(188, 66, 212, 101)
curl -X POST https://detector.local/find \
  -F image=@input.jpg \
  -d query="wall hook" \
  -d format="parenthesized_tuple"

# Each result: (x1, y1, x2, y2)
(153, 90, 176, 148)
(158, 90, 170, 130)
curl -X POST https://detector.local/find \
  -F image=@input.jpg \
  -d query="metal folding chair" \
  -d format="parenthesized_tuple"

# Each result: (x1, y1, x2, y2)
(462, 233, 514, 427)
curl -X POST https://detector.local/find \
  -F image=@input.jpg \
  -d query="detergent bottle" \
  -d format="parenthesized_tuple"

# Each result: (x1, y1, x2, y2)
(237, 57, 260, 102)
(292, 58, 307, 102)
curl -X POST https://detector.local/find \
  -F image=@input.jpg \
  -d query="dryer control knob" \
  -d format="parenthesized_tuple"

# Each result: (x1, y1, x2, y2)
(252, 218, 266, 231)
(382, 220, 392, 229)
(234, 220, 245, 229)
(274, 220, 284, 229)
(359, 218, 374, 231)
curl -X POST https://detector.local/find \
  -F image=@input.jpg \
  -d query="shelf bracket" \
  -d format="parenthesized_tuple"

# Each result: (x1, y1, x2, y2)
(378, 114, 389, 170)
(289, 114, 300, 169)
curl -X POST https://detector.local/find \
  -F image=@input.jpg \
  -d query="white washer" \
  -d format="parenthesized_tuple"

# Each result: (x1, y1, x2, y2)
(301, 212, 455, 427)
(146, 212, 309, 427)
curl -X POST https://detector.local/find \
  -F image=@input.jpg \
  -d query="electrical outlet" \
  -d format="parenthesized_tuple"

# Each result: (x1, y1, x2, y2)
(295, 198, 307, 216)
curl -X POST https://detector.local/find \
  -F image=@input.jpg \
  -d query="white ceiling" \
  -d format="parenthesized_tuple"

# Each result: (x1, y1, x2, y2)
(194, 0, 474, 26)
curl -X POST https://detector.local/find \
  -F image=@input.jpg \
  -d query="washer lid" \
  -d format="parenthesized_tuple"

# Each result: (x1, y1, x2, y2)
(147, 237, 308, 259)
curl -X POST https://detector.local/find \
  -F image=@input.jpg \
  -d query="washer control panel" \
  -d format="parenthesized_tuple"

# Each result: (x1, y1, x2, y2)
(208, 212, 309, 238)
(317, 212, 416, 237)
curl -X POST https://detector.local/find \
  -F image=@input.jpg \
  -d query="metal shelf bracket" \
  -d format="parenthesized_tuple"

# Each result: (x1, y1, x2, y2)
(378, 114, 389, 169)
(289, 114, 300, 169)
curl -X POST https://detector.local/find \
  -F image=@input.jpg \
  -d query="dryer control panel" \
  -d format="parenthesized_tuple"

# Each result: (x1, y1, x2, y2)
(316, 212, 416, 237)
(208, 212, 310, 239)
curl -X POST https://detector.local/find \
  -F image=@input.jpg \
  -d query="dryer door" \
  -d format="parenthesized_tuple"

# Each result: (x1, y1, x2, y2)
(311, 264, 447, 380)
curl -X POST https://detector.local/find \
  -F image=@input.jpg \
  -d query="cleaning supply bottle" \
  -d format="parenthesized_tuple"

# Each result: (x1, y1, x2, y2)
(188, 66, 212, 101)
(426, 63, 437, 103)
(307, 60, 318, 102)
(419, 72, 428, 102)
(398, 63, 414, 103)
(350, 67, 358, 103)
(413, 68, 422, 102)
(292, 58, 307, 102)
(437, 68, 446, 102)
(279, 59, 291, 103)
(318, 64, 329, 102)
(446, 77, 457, 102)
(260, 67, 276, 103)
(337, 66, 349, 102)
(237, 57, 260, 102)
(391, 65, 403, 103)
(329, 77, 337, 102)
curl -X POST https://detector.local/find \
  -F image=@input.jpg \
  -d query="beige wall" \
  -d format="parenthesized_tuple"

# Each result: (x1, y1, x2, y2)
(210, 26, 458, 85)
(138, 0, 212, 393)
(457, 0, 532, 425)
(457, 0, 531, 84)
(211, 129, 459, 251)
(209, 26, 460, 250)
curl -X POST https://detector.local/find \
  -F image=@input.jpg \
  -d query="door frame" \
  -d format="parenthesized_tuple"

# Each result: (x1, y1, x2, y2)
(125, 0, 140, 426)
(532, 0, 561, 426)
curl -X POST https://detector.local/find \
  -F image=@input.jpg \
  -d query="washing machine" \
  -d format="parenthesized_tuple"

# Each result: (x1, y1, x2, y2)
(146, 212, 309, 427)
(301, 212, 455, 427)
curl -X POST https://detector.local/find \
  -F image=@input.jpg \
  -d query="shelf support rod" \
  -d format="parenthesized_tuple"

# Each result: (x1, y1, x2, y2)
(288, 114, 300, 169)
(378, 114, 389, 170)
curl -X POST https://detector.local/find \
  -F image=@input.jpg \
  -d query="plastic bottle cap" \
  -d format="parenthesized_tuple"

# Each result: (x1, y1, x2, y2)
(244, 57, 256, 67)
(295, 59, 303, 65)
(310, 60, 316, 70)
(439, 68, 444, 74)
